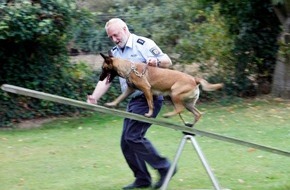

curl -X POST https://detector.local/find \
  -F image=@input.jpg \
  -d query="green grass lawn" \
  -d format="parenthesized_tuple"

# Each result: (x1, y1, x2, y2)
(1, 97, 290, 190)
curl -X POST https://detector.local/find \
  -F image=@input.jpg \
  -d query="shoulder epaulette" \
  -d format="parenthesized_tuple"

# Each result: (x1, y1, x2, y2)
(137, 38, 145, 45)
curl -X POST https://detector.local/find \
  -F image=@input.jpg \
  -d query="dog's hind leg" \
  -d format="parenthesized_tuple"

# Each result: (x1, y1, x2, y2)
(185, 102, 202, 125)
(162, 95, 185, 118)
(184, 86, 201, 125)
(165, 96, 188, 125)
(178, 113, 189, 126)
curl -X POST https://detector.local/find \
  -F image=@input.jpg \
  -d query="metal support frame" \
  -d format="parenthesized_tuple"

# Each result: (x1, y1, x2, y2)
(161, 133, 221, 190)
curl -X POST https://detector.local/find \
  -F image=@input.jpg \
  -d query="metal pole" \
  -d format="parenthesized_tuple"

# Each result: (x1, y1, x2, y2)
(160, 135, 188, 190)
(189, 135, 221, 190)
(161, 134, 222, 190)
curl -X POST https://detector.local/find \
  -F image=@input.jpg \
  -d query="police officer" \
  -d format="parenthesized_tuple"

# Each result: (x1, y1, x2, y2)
(87, 18, 175, 189)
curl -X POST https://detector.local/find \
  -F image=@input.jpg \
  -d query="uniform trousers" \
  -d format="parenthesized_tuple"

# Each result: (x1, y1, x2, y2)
(121, 95, 170, 185)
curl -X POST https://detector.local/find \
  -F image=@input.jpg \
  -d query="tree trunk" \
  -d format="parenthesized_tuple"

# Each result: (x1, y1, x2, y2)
(271, 55, 290, 98)
(271, 3, 290, 99)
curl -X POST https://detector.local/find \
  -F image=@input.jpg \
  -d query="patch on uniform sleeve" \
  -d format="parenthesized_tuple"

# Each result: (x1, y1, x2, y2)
(150, 47, 161, 56)
(137, 38, 145, 45)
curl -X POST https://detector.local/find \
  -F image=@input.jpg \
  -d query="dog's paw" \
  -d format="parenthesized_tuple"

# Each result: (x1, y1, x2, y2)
(162, 114, 171, 118)
(104, 102, 117, 108)
(162, 112, 176, 118)
(144, 113, 153, 117)
(184, 122, 194, 127)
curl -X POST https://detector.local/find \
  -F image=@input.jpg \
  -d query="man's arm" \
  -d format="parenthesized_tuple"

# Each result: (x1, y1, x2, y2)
(147, 54, 172, 68)
(87, 76, 112, 104)
(157, 54, 172, 68)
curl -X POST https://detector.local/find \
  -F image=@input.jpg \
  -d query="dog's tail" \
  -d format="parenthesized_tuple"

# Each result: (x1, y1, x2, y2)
(196, 78, 224, 91)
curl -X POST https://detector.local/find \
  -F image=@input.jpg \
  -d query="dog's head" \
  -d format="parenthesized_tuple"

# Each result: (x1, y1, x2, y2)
(99, 53, 119, 83)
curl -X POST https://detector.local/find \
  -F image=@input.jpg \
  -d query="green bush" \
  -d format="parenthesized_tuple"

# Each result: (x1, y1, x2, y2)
(69, 9, 113, 54)
(0, 0, 97, 127)
(200, 0, 281, 96)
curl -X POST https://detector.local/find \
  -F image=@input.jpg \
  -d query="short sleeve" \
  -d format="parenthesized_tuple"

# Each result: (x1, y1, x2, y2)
(136, 37, 165, 61)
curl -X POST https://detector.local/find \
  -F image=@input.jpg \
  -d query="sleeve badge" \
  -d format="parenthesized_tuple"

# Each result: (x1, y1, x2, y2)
(150, 47, 161, 56)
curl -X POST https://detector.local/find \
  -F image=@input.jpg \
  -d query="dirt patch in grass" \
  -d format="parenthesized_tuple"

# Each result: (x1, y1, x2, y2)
(70, 54, 103, 71)
(13, 118, 57, 129)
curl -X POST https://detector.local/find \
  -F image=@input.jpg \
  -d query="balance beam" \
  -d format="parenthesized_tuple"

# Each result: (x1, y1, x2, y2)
(1, 84, 290, 157)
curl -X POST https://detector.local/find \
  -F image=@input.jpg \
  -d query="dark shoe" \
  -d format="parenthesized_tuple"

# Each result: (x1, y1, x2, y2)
(153, 166, 177, 189)
(122, 183, 151, 189)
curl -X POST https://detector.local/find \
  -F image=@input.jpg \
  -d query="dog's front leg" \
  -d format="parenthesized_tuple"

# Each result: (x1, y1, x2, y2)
(105, 87, 135, 107)
(143, 90, 154, 117)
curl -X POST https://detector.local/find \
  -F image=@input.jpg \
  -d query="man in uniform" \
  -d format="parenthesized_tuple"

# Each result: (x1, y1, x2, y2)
(87, 18, 175, 189)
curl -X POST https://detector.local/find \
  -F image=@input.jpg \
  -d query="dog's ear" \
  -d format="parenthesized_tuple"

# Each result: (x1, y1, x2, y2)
(100, 53, 108, 59)
(99, 53, 115, 82)
(100, 52, 114, 64)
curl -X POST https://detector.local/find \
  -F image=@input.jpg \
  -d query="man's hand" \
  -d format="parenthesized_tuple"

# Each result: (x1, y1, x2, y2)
(147, 57, 159, 67)
(87, 95, 97, 104)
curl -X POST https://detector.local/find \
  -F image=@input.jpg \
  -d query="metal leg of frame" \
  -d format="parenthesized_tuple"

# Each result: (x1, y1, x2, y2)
(160, 134, 222, 190)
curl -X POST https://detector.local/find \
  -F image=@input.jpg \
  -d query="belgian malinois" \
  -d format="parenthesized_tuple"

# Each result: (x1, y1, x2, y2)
(99, 53, 223, 126)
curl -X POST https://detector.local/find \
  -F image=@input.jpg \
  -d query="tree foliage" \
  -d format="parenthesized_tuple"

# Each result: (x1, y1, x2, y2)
(72, 0, 281, 97)
(198, 0, 281, 96)
(0, 0, 98, 127)
(0, 0, 284, 126)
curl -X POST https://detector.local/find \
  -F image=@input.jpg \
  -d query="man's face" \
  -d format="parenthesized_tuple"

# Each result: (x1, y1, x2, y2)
(106, 24, 127, 48)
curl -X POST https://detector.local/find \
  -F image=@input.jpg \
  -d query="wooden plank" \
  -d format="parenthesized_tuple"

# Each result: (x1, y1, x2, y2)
(1, 84, 290, 157)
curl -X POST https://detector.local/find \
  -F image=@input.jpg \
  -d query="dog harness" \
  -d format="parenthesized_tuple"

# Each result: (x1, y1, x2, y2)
(110, 33, 165, 97)
(130, 62, 148, 78)
(124, 62, 148, 89)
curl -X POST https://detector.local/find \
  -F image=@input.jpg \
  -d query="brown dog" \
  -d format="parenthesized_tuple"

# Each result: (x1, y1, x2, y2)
(99, 53, 223, 125)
